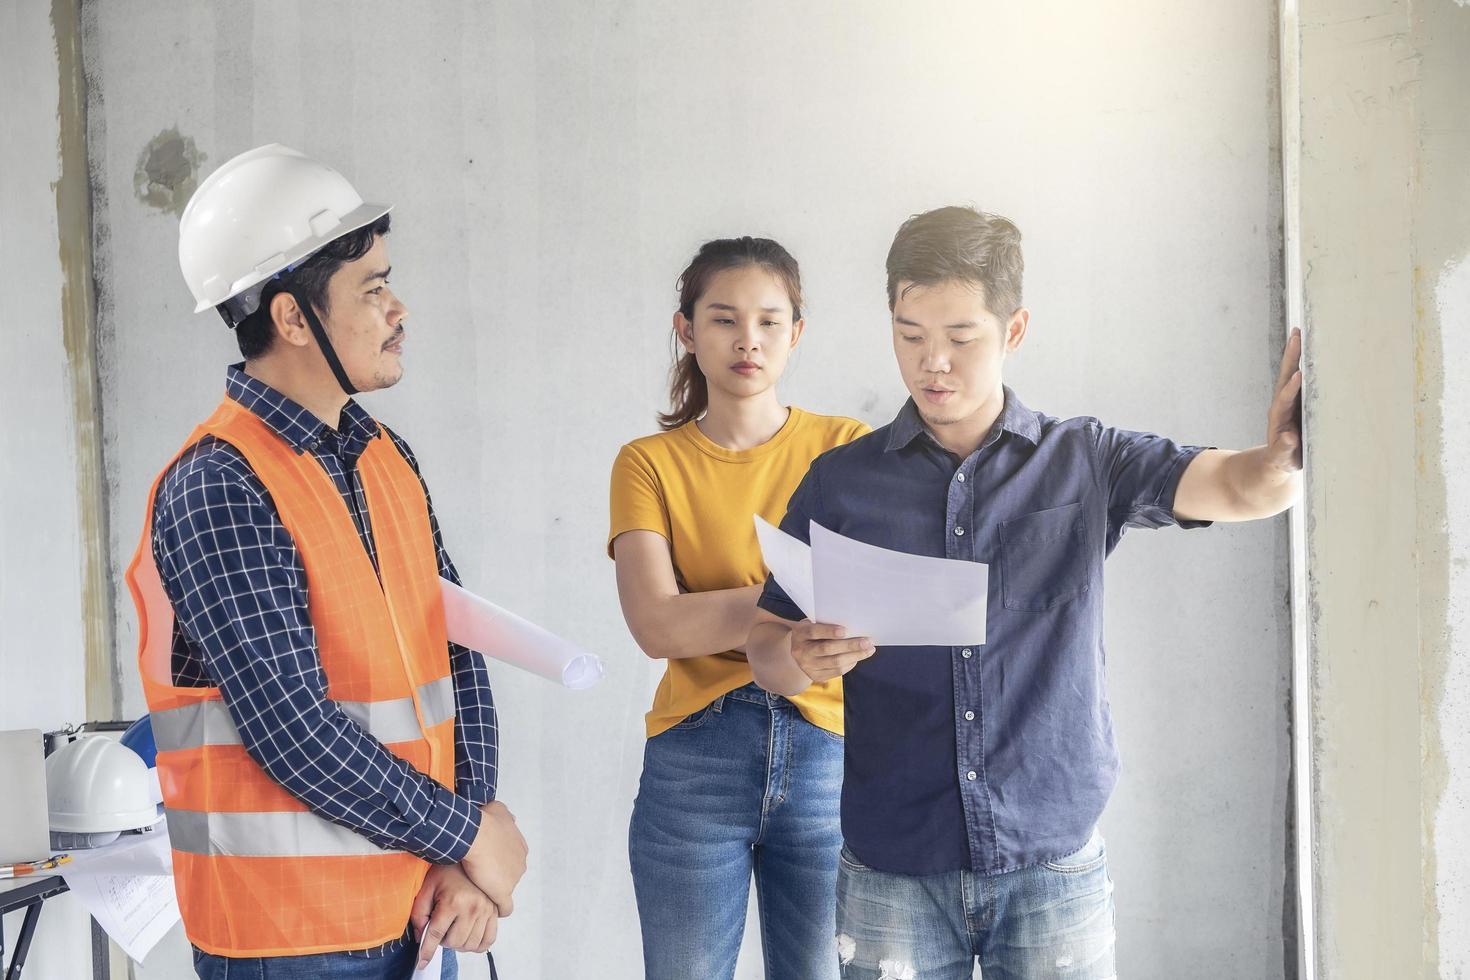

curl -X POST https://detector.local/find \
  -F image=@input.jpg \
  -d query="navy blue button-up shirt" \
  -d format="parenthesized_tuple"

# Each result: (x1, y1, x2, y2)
(758, 389, 1208, 876)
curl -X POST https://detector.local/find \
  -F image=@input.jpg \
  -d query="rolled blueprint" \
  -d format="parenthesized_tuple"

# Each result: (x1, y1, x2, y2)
(439, 579, 606, 689)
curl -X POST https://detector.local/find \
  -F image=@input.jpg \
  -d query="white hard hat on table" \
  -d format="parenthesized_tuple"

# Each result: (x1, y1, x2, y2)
(45, 735, 161, 848)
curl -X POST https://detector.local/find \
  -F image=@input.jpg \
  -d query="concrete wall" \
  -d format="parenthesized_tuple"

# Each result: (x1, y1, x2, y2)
(1417, 7, 1470, 975)
(1295, 0, 1470, 976)
(3, 0, 1293, 977)
(0, 2, 109, 977)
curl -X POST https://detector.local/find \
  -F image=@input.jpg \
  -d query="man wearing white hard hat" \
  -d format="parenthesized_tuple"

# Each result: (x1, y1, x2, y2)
(124, 144, 525, 978)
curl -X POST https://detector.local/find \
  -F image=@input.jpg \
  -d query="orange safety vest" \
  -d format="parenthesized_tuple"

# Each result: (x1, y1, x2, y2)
(126, 396, 457, 957)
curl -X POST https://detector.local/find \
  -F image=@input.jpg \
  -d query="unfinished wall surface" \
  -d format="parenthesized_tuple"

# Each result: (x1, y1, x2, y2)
(1297, 0, 1470, 976)
(0, 3, 106, 978)
(63, 1, 1293, 977)
(1416, 1, 1470, 976)
(1419, 7, 1470, 976)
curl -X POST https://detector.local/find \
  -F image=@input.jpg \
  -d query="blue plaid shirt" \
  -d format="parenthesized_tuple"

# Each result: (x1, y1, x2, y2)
(151, 366, 498, 883)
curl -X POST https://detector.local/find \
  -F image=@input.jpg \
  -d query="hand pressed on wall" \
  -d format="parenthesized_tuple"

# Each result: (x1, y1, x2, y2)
(1268, 328, 1305, 472)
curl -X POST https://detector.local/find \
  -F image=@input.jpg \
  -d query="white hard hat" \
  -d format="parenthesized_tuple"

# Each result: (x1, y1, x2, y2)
(45, 735, 161, 847)
(178, 143, 392, 323)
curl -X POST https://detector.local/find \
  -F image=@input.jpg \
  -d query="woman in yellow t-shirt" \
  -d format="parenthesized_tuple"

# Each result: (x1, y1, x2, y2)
(609, 237, 868, 979)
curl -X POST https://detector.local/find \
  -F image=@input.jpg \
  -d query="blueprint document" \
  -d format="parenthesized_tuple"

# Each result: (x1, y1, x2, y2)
(441, 579, 605, 689)
(754, 516, 988, 647)
(64, 872, 178, 963)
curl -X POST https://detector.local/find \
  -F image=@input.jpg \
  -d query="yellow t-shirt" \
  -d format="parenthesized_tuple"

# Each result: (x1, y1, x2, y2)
(608, 408, 871, 738)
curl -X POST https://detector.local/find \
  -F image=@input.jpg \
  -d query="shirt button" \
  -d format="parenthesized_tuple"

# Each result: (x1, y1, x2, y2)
(966, 770, 978, 781)
(965, 710, 975, 721)
(954, 526, 965, 536)
(962, 648, 973, 658)
(956, 472, 966, 483)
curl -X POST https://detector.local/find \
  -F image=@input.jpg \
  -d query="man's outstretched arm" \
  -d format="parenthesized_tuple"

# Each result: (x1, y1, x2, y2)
(1175, 328, 1305, 523)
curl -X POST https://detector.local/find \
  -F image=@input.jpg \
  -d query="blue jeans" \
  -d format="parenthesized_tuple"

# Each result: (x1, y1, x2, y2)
(192, 937, 459, 979)
(629, 683, 845, 980)
(836, 831, 1116, 980)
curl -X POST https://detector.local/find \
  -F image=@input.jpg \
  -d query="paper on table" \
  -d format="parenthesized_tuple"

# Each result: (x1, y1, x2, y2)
(64, 871, 179, 963)
(753, 516, 816, 619)
(412, 945, 443, 979)
(808, 521, 987, 647)
(440, 579, 605, 689)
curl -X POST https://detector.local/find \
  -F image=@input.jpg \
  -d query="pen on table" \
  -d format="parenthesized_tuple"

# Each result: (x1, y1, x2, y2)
(0, 855, 72, 880)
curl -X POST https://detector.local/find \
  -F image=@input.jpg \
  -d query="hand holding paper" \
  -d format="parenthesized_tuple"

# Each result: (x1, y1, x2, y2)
(784, 620, 877, 683)
(754, 516, 988, 647)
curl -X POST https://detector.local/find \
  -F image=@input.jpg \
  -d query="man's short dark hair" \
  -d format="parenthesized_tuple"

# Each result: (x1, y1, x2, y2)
(232, 213, 392, 359)
(885, 206, 1023, 318)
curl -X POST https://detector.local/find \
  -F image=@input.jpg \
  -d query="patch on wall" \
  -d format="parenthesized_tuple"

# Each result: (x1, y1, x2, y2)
(134, 128, 206, 217)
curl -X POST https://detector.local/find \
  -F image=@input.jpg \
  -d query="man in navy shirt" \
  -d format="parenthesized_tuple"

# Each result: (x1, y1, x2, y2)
(748, 206, 1303, 980)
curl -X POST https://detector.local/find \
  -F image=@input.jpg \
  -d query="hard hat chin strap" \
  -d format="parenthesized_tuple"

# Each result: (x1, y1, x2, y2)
(289, 289, 359, 396)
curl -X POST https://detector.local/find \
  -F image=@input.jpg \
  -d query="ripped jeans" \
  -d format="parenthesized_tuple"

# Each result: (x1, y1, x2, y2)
(835, 831, 1116, 980)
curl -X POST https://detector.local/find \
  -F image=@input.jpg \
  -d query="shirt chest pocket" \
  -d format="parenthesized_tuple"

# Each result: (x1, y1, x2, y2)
(998, 501, 1090, 612)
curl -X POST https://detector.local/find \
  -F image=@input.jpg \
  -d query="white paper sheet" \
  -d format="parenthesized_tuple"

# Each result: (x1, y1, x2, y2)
(753, 516, 988, 647)
(63, 871, 179, 963)
(412, 945, 443, 979)
(440, 579, 605, 689)
(809, 521, 987, 646)
(753, 516, 816, 618)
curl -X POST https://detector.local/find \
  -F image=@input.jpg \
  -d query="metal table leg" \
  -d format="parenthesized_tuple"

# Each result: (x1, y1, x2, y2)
(4, 900, 44, 980)
(2, 880, 76, 980)
(90, 918, 111, 980)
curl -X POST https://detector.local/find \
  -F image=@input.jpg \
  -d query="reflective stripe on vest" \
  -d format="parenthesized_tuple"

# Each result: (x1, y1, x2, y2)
(166, 808, 393, 858)
(151, 675, 456, 751)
